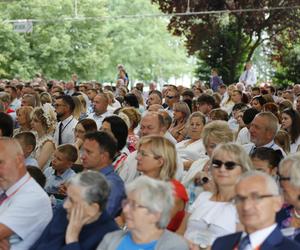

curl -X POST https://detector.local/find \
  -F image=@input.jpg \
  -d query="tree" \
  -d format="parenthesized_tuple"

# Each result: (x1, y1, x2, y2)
(152, 0, 300, 83)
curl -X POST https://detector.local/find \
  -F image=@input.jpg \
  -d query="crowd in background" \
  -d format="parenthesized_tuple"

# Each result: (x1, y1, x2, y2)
(1, 63, 300, 250)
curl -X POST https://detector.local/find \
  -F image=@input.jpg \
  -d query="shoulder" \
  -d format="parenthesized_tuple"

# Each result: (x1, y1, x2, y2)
(156, 230, 189, 250)
(97, 230, 126, 249)
(212, 232, 241, 250)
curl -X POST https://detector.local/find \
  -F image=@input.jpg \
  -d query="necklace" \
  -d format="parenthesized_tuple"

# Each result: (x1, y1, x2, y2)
(293, 208, 300, 219)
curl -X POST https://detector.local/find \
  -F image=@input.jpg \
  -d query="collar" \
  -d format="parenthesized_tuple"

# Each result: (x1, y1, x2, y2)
(52, 168, 73, 178)
(4, 173, 31, 196)
(261, 140, 275, 148)
(244, 224, 277, 249)
(61, 115, 73, 125)
(99, 164, 114, 175)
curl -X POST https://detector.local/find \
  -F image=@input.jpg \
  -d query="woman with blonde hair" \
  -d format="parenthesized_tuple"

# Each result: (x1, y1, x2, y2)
(40, 92, 52, 105)
(136, 135, 189, 232)
(31, 104, 56, 170)
(14, 106, 33, 135)
(184, 142, 252, 249)
(169, 101, 191, 142)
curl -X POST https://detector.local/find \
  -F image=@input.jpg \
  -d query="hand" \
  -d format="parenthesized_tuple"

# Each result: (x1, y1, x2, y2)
(74, 138, 84, 149)
(58, 184, 67, 196)
(65, 203, 92, 244)
(0, 238, 10, 250)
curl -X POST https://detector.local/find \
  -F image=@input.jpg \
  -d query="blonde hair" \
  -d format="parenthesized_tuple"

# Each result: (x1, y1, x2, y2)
(16, 106, 33, 126)
(138, 135, 177, 181)
(120, 107, 141, 129)
(39, 92, 52, 105)
(274, 129, 290, 154)
(32, 104, 56, 133)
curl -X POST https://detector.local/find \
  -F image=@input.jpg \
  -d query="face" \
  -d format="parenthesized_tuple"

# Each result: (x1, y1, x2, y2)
(236, 111, 245, 127)
(63, 184, 96, 221)
(55, 98, 68, 118)
(249, 116, 272, 147)
(16, 109, 27, 125)
(197, 103, 210, 115)
(278, 163, 299, 205)
(232, 92, 242, 103)
(211, 151, 243, 187)
(81, 139, 103, 170)
(74, 123, 86, 141)
(87, 90, 97, 101)
(165, 91, 179, 108)
(93, 95, 107, 115)
(251, 157, 274, 175)
(136, 144, 163, 178)
(251, 99, 262, 111)
(296, 96, 300, 113)
(147, 93, 161, 106)
(100, 121, 112, 134)
(188, 116, 204, 140)
(0, 142, 22, 190)
(51, 150, 72, 171)
(173, 109, 184, 121)
(252, 90, 260, 97)
(205, 137, 218, 157)
(235, 176, 282, 233)
(140, 115, 162, 137)
(281, 113, 292, 130)
(30, 115, 43, 133)
(123, 192, 157, 231)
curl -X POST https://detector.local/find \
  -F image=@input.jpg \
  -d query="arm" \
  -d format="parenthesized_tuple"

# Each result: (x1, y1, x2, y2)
(0, 224, 13, 240)
(176, 213, 190, 235)
(37, 141, 55, 170)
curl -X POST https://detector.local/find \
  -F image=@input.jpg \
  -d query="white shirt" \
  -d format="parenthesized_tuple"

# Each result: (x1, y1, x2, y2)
(243, 140, 286, 156)
(243, 224, 277, 250)
(239, 68, 257, 87)
(53, 115, 78, 145)
(236, 127, 251, 145)
(87, 110, 112, 129)
(0, 173, 52, 250)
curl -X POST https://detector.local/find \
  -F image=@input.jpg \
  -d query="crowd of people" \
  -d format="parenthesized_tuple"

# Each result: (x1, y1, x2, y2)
(1, 63, 300, 250)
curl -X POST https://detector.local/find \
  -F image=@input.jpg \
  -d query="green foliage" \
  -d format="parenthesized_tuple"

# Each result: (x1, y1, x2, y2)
(0, 0, 192, 82)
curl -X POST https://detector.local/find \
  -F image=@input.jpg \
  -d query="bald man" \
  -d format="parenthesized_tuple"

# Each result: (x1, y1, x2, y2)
(0, 138, 52, 250)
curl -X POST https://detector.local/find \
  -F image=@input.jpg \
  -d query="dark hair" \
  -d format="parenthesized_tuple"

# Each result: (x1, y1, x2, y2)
(77, 118, 97, 133)
(84, 131, 117, 160)
(197, 94, 216, 107)
(14, 131, 36, 150)
(0, 112, 14, 137)
(56, 95, 75, 112)
(232, 103, 248, 112)
(149, 90, 163, 100)
(124, 93, 139, 108)
(252, 95, 267, 107)
(103, 115, 128, 151)
(282, 108, 300, 143)
(57, 144, 78, 163)
(27, 166, 46, 188)
(250, 147, 283, 169)
(242, 108, 260, 125)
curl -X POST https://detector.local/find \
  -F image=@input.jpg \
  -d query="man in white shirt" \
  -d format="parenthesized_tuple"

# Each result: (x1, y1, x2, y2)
(53, 95, 78, 146)
(87, 93, 112, 129)
(243, 112, 286, 156)
(0, 138, 52, 250)
(212, 171, 300, 250)
(239, 61, 257, 88)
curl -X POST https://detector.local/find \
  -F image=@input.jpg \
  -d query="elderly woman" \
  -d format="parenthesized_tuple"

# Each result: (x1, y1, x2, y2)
(176, 112, 206, 170)
(169, 101, 191, 142)
(277, 154, 300, 242)
(97, 176, 189, 250)
(30, 171, 119, 250)
(183, 143, 252, 249)
(136, 135, 188, 232)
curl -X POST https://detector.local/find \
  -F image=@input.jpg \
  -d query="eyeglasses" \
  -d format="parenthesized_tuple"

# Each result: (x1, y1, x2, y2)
(234, 193, 275, 205)
(122, 199, 147, 210)
(136, 150, 159, 159)
(166, 95, 176, 99)
(211, 159, 240, 170)
(278, 175, 291, 182)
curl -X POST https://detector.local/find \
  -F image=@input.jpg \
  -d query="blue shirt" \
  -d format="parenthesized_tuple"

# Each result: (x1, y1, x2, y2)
(100, 165, 126, 218)
(30, 206, 119, 250)
(25, 156, 39, 168)
(44, 167, 75, 194)
(116, 232, 157, 250)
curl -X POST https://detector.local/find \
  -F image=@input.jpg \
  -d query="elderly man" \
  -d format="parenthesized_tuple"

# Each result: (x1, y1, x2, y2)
(243, 112, 285, 156)
(119, 111, 184, 183)
(0, 138, 52, 250)
(81, 131, 125, 218)
(212, 171, 300, 250)
(30, 171, 119, 250)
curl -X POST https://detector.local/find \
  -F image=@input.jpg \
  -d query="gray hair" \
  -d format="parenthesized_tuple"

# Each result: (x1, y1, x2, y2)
(281, 153, 300, 187)
(126, 176, 174, 229)
(279, 153, 300, 177)
(68, 171, 110, 211)
(237, 170, 280, 195)
(211, 142, 253, 172)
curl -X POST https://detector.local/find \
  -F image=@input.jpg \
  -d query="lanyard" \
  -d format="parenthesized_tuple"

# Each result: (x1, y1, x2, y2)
(60, 118, 74, 135)
(0, 175, 31, 206)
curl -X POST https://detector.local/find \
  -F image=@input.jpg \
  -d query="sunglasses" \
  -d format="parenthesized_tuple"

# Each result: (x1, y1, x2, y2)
(166, 95, 176, 99)
(278, 175, 291, 182)
(211, 159, 240, 170)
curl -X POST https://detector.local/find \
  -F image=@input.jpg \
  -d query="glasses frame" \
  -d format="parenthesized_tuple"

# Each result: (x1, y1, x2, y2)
(211, 159, 240, 170)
